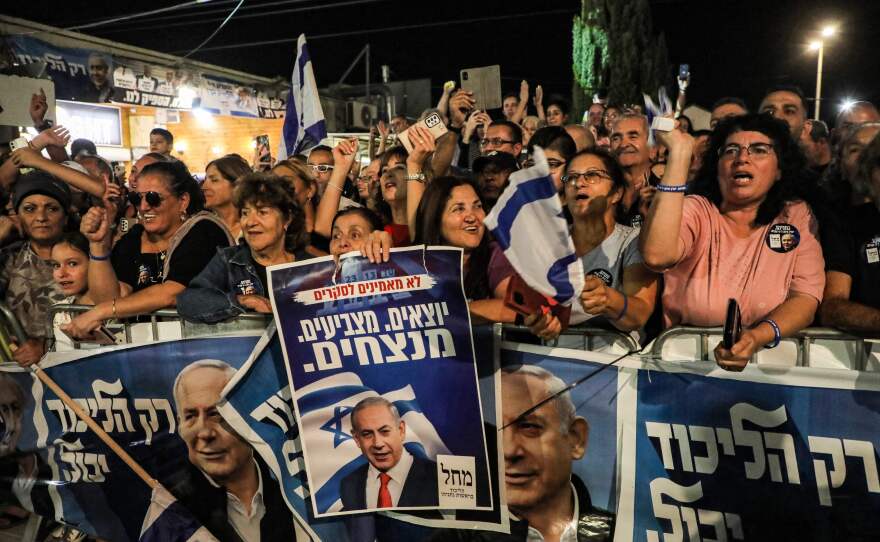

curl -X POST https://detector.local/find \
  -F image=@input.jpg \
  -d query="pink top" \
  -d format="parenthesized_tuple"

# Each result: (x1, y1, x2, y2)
(662, 196, 825, 328)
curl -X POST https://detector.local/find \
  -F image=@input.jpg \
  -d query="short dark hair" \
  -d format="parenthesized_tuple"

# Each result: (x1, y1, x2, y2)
(711, 97, 749, 113)
(149, 128, 173, 145)
(379, 146, 409, 170)
(808, 119, 830, 142)
(331, 206, 384, 233)
(139, 160, 204, 215)
(691, 113, 808, 226)
(761, 85, 807, 112)
(527, 126, 577, 162)
(206, 154, 251, 184)
(309, 145, 332, 155)
(502, 91, 519, 103)
(233, 172, 307, 251)
(53, 231, 89, 258)
(489, 120, 523, 146)
(567, 147, 627, 194)
(546, 96, 571, 116)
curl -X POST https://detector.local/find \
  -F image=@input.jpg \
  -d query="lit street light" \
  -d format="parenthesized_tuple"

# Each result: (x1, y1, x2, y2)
(809, 24, 837, 120)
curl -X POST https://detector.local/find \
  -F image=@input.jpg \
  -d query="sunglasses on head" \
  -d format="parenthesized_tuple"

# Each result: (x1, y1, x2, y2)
(128, 191, 165, 207)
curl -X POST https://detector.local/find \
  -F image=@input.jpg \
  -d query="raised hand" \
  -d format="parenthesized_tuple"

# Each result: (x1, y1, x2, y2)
(406, 125, 436, 169)
(332, 138, 359, 172)
(31, 125, 70, 151)
(449, 90, 475, 128)
(533, 85, 544, 108)
(29, 89, 48, 125)
(80, 206, 110, 244)
(518, 80, 529, 104)
(10, 147, 45, 169)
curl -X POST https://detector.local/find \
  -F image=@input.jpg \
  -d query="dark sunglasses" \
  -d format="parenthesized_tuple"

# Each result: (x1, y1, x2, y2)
(128, 191, 165, 207)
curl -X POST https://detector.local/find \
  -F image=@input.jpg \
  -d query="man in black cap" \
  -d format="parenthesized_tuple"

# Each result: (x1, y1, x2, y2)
(70, 138, 98, 160)
(0, 171, 71, 366)
(472, 151, 519, 211)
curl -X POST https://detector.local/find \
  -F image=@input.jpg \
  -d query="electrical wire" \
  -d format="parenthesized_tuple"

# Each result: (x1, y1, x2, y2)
(171, 8, 575, 55)
(64, 1, 228, 32)
(180, 0, 245, 60)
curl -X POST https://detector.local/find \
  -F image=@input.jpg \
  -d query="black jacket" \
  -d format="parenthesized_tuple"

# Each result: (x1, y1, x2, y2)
(340, 455, 439, 511)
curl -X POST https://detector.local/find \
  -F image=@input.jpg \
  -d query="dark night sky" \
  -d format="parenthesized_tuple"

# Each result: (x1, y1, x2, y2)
(4, 0, 879, 121)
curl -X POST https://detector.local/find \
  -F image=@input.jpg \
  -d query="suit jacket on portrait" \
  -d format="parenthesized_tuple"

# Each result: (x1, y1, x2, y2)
(167, 454, 298, 542)
(340, 455, 439, 511)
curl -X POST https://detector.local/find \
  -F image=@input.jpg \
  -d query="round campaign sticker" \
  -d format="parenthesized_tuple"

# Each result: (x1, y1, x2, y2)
(865, 238, 880, 265)
(765, 223, 800, 253)
(587, 268, 613, 286)
(630, 214, 643, 229)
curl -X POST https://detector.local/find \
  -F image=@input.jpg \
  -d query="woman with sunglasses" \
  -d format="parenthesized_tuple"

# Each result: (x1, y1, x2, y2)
(640, 114, 825, 371)
(62, 161, 234, 337)
(527, 148, 659, 343)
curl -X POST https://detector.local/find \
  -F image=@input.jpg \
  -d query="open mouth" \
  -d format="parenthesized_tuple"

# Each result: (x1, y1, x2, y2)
(575, 193, 590, 201)
(732, 171, 754, 185)
(141, 212, 157, 222)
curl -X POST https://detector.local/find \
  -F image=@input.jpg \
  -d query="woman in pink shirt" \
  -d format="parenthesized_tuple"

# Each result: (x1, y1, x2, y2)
(641, 114, 825, 371)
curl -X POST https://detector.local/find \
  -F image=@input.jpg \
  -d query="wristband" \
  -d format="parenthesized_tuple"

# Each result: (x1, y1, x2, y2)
(655, 183, 687, 193)
(758, 318, 781, 349)
(405, 172, 426, 183)
(326, 183, 344, 192)
(89, 252, 110, 261)
(112, 297, 118, 320)
(613, 293, 628, 321)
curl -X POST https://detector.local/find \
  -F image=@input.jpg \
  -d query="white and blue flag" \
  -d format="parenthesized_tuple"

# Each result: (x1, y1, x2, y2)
(279, 34, 327, 159)
(484, 147, 584, 305)
(139, 486, 218, 542)
(297, 372, 450, 514)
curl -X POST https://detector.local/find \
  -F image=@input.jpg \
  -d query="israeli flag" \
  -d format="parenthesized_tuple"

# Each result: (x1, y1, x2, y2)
(279, 34, 327, 159)
(139, 486, 218, 542)
(298, 372, 449, 514)
(484, 147, 584, 305)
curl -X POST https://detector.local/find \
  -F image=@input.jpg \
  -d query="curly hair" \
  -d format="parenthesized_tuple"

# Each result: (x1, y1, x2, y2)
(233, 172, 307, 251)
(689, 113, 808, 226)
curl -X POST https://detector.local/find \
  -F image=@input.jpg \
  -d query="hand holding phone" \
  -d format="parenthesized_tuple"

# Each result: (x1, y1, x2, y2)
(723, 298, 742, 349)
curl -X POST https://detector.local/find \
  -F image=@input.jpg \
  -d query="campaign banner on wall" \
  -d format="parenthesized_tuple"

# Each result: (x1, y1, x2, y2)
(111, 58, 195, 109)
(268, 246, 493, 518)
(0, 335, 267, 541)
(7, 35, 113, 103)
(631, 362, 880, 542)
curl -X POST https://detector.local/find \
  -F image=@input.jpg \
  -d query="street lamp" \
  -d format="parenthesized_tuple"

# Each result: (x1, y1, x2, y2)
(809, 25, 837, 120)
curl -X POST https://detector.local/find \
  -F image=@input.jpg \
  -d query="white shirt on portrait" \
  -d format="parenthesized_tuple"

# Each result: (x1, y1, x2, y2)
(364, 448, 414, 508)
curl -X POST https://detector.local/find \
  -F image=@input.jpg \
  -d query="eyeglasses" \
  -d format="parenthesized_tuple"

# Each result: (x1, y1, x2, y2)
(309, 164, 334, 173)
(563, 169, 612, 185)
(718, 142, 775, 159)
(524, 158, 567, 169)
(480, 138, 517, 148)
(128, 191, 165, 207)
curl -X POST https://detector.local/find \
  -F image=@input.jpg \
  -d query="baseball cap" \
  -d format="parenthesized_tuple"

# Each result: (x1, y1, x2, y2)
(71, 138, 98, 158)
(473, 151, 520, 174)
(13, 170, 72, 210)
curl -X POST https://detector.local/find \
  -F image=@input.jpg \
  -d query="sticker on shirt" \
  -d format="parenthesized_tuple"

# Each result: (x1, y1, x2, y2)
(766, 223, 800, 253)
(630, 214, 643, 229)
(587, 268, 613, 286)
(865, 238, 880, 264)
(137, 264, 156, 286)
(237, 279, 257, 295)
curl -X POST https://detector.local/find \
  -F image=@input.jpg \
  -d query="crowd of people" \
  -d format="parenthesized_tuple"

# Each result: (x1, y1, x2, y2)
(3, 82, 878, 372)
(0, 67, 879, 540)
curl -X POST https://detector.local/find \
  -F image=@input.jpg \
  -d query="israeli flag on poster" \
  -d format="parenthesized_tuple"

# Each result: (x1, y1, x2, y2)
(139, 486, 219, 542)
(298, 372, 450, 514)
(483, 147, 584, 305)
(279, 34, 327, 159)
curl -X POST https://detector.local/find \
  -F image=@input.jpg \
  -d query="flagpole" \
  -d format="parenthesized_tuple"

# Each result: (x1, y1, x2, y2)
(30, 364, 159, 490)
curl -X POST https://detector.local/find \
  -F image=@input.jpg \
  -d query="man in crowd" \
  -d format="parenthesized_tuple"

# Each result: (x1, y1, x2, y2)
(170, 359, 295, 542)
(481, 120, 523, 158)
(564, 124, 595, 152)
(759, 85, 809, 142)
(306, 144, 335, 196)
(802, 120, 832, 173)
(390, 115, 410, 136)
(833, 101, 880, 145)
(341, 396, 438, 510)
(85, 53, 114, 103)
(473, 151, 519, 210)
(501, 365, 613, 541)
(709, 97, 748, 130)
(610, 114, 657, 227)
(149, 128, 174, 156)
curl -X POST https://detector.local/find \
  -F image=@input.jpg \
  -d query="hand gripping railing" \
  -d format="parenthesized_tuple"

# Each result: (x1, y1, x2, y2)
(650, 325, 872, 370)
(48, 304, 273, 349)
(501, 323, 640, 352)
(0, 301, 28, 363)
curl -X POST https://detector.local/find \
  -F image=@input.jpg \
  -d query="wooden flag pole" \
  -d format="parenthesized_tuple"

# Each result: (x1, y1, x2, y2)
(29, 364, 159, 490)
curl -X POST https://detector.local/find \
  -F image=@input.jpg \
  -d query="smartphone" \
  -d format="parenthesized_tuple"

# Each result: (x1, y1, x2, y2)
(722, 298, 742, 349)
(504, 275, 572, 330)
(256, 134, 271, 166)
(9, 137, 34, 174)
(460, 65, 502, 111)
(398, 112, 449, 154)
(62, 325, 116, 346)
(678, 64, 690, 81)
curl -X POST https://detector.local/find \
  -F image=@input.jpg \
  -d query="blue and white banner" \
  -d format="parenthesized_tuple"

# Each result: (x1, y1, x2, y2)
(279, 34, 327, 159)
(0, 336, 262, 541)
(268, 246, 493, 517)
(484, 147, 584, 306)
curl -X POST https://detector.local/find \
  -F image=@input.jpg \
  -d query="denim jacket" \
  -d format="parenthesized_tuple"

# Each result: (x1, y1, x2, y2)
(177, 242, 266, 324)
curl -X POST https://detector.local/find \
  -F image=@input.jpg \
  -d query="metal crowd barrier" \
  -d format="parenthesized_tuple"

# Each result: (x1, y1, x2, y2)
(501, 323, 640, 352)
(650, 325, 875, 370)
(49, 304, 273, 350)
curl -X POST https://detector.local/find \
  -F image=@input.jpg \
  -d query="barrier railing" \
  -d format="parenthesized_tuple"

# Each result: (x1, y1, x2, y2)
(650, 325, 873, 370)
(0, 301, 28, 363)
(500, 323, 640, 352)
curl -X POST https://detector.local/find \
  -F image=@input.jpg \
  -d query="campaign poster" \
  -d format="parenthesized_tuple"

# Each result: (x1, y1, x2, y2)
(198, 76, 259, 118)
(0, 334, 311, 541)
(269, 246, 493, 518)
(632, 362, 880, 541)
(111, 58, 195, 109)
(7, 35, 113, 103)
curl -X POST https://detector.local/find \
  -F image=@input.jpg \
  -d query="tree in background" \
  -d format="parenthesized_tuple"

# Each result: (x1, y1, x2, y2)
(572, 0, 669, 118)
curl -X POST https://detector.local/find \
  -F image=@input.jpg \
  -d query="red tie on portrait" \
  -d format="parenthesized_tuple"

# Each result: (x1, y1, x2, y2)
(377, 472, 392, 508)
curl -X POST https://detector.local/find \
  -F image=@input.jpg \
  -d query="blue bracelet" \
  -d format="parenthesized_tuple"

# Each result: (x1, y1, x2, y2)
(89, 253, 110, 261)
(655, 183, 687, 193)
(613, 293, 628, 321)
(759, 318, 781, 349)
